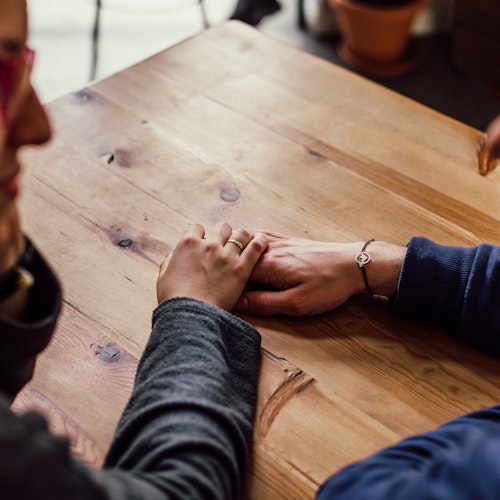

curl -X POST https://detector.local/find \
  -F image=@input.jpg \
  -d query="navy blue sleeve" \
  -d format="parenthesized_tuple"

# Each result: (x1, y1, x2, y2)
(316, 238, 500, 499)
(393, 237, 500, 353)
(317, 405, 500, 500)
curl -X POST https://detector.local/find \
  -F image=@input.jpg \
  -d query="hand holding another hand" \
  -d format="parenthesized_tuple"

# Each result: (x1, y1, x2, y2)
(234, 231, 366, 316)
(234, 232, 407, 317)
(157, 222, 268, 312)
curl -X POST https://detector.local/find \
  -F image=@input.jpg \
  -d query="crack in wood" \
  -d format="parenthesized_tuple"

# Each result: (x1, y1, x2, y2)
(257, 349, 315, 439)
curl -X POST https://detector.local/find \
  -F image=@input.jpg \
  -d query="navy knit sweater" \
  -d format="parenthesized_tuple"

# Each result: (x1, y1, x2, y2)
(318, 237, 500, 500)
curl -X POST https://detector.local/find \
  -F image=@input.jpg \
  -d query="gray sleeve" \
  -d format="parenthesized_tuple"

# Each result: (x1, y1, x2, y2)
(101, 297, 262, 499)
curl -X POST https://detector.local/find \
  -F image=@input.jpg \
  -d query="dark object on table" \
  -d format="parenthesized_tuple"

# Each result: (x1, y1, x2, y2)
(230, 0, 282, 26)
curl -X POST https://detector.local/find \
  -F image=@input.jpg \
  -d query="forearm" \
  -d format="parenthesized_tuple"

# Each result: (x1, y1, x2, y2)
(355, 240, 407, 297)
(103, 298, 261, 499)
(393, 237, 500, 353)
(351, 237, 500, 353)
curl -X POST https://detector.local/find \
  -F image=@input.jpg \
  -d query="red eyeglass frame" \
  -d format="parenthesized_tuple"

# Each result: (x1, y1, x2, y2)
(0, 47, 35, 122)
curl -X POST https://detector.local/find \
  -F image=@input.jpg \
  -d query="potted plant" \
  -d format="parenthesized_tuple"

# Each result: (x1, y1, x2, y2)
(329, 0, 426, 77)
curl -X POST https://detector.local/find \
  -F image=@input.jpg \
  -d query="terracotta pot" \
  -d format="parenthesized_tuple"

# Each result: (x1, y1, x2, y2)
(329, 0, 426, 76)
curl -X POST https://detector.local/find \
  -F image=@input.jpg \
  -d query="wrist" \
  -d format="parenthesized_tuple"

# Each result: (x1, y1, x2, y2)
(354, 240, 407, 297)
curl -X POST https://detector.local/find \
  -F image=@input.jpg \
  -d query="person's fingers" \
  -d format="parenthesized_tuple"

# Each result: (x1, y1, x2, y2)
(184, 223, 206, 239)
(210, 221, 232, 244)
(258, 230, 290, 240)
(479, 140, 498, 175)
(480, 116, 500, 175)
(158, 251, 172, 275)
(225, 228, 252, 253)
(235, 288, 300, 316)
(245, 252, 281, 286)
(240, 233, 268, 266)
(244, 229, 290, 242)
(159, 223, 205, 275)
(486, 115, 500, 158)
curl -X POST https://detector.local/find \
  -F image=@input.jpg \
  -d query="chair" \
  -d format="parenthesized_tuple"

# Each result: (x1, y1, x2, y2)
(298, 0, 306, 29)
(90, 0, 209, 80)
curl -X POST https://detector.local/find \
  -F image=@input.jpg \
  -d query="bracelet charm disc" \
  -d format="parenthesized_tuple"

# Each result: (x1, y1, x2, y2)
(355, 251, 371, 267)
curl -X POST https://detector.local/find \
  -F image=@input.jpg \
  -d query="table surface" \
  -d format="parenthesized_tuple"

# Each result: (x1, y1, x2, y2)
(12, 20, 500, 499)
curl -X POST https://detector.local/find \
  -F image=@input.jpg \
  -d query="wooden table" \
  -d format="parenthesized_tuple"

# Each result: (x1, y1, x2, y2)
(12, 20, 500, 499)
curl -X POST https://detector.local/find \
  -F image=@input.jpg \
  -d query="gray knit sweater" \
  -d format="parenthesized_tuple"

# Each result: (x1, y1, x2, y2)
(0, 276, 261, 499)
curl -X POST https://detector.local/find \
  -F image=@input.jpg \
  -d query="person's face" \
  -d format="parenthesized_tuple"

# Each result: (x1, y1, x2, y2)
(0, 0, 51, 210)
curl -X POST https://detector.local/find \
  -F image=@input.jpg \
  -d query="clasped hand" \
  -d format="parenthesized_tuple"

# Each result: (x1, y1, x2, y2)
(234, 231, 364, 316)
(157, 222, 268, 312)
(158, 225, 365, 316)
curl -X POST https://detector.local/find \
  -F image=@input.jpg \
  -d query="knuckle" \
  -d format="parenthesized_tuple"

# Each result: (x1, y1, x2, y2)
(248, 236, 267, 253)
(219, 221, 232, 232)
(182, 234, 200, 248)
(237, 228, 252, 240)
(204, 240, 219, 253)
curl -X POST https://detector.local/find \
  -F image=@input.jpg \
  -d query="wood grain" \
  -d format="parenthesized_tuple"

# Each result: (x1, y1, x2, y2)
(12, 21, 500, 497)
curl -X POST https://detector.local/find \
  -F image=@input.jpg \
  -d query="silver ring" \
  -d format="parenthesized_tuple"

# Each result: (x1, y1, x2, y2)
(227, 238, 244, 250)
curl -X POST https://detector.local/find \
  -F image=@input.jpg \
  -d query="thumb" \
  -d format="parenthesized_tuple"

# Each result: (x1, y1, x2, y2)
(486, 115, 500, 158)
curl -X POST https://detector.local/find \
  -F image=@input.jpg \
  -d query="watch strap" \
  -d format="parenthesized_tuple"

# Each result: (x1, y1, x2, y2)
(0, 238, 36, 301)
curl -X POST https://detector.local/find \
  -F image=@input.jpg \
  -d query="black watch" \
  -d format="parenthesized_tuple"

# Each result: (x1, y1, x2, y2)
(0, 238, 36, 301)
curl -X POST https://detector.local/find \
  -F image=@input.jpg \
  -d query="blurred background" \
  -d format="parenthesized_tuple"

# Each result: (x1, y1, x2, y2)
(28, 0, 500, 130)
